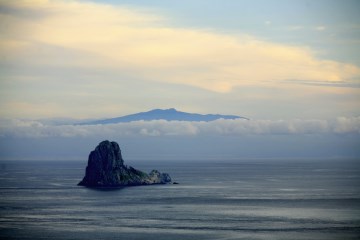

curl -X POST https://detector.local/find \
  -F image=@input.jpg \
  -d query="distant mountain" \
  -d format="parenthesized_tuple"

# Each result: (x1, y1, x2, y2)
(80, 108, 247, 125)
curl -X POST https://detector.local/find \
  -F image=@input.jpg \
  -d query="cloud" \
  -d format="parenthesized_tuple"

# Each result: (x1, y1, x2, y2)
(1, 0, 359, 95)
(1, 117, 359, 139)
(288, 26, 305, 31)
(333, 117, 360, 134)
(315, 26, 326, 31)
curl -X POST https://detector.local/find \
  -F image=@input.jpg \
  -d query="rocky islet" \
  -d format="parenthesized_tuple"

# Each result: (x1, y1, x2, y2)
(78, 140, 172, 187)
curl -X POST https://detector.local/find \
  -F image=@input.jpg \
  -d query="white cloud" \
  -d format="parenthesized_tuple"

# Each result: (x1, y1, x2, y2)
(315, 26, 326, 31)
(0, 0, 358, 95)
(334, 117, 360, 133)
(1, 118, 359, 139)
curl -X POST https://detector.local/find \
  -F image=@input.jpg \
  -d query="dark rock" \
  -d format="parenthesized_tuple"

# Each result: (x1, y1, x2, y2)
(148, 170, 172, 184)
(78, 140, 171, 187)
(173, 182, 179, 184)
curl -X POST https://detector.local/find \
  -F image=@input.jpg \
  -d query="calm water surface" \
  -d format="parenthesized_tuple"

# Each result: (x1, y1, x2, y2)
(0, 159, 359, 239)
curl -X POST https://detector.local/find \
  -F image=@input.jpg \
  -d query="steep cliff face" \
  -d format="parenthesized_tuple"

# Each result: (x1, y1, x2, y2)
(78, 140, 171, 187)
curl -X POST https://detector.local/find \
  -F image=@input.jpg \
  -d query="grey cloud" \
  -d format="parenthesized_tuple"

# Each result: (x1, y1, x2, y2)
(1, 117, 359, 139)
(284, 79, 360, 88)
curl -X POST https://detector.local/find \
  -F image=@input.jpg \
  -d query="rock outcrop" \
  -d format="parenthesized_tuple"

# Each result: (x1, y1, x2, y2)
(78, 140, 171, 187)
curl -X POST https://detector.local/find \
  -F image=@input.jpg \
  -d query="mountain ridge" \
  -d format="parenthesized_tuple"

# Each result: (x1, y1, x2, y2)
(80, 108, 247, 125)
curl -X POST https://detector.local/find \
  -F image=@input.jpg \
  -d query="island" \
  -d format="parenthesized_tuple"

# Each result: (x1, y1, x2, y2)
(78, 140, 172, 187)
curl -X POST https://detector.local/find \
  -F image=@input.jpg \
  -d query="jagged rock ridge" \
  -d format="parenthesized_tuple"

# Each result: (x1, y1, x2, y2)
(78, 140, 171, 187)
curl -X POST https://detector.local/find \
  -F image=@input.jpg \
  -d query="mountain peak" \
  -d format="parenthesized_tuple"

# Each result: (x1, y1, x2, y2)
(151, 108, 177, 112)
(80, 108, 247, 125)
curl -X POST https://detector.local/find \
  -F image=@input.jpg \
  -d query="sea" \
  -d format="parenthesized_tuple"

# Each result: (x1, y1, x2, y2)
(0, 159, 359, 240)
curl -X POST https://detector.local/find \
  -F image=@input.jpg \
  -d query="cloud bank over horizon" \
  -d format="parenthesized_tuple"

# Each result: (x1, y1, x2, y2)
(0, 117, 359, 161)
(1, 117, 359, 139)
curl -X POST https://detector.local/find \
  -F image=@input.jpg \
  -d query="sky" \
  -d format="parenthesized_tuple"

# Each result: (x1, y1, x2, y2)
(0, 0, 359, 160)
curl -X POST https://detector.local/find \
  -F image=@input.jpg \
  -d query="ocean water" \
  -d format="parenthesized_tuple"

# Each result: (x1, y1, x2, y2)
(0, 159, 359, 240)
